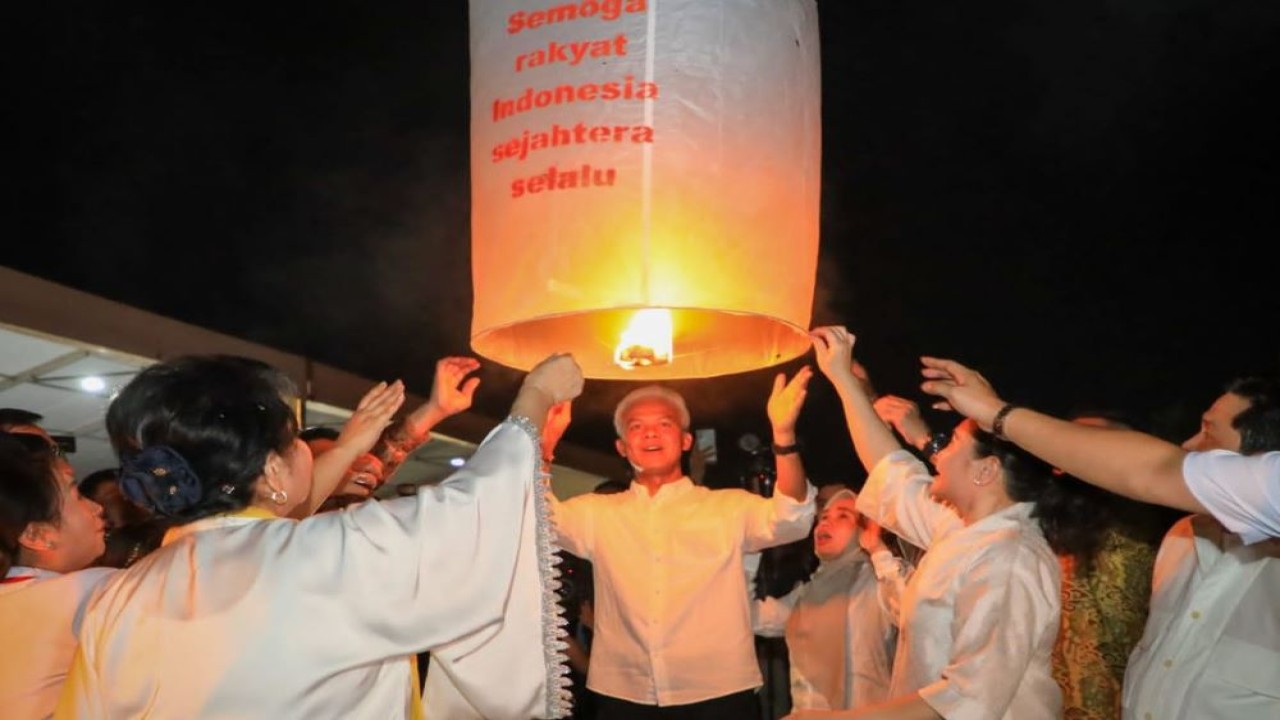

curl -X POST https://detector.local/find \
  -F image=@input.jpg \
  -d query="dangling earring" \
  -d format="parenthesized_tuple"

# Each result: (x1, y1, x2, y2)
(265, 460, 288, 505)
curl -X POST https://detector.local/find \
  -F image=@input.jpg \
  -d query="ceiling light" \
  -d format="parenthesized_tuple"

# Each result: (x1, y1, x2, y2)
(79, 376, 107, 393)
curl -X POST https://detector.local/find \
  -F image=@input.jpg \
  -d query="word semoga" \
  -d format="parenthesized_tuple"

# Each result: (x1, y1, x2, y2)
(508, 0, 648, 35)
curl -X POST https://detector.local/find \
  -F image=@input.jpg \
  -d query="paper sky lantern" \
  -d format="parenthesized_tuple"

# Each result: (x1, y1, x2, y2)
(469, 0, 821, 379)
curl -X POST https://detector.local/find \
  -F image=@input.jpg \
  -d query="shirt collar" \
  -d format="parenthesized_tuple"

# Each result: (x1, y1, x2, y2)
(966, 501, 1036, 533)
(1190, 513, 1235, 572)
(162, 505, 281, 547)
(630, 476, 694, 501)
(0, 565, 60, 591)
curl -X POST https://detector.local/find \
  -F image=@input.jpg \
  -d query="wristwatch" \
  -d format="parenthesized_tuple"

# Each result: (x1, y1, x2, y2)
(771, 442, 800, 455)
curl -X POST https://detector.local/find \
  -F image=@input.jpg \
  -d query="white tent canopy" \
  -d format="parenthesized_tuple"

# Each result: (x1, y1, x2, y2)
(0, 265, 612, 498)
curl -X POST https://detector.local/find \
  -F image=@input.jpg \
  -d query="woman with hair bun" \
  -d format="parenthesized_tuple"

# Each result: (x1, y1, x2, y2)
(785, 327, 1104, 720)
(58, 352, 583, 719)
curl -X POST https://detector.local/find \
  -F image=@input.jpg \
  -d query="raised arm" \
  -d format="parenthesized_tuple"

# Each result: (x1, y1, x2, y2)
(874, 395, 936, 458)
(918, 356, 1205, 514)
(511, 354, 582, 432)
(811, 327, 905, 474)
(307, 380, 406, 514)
(538, 400, 597, 559)
(860, 519, 910, 624)
(374, 356, 482, 479)
(768, 365, 814, 502)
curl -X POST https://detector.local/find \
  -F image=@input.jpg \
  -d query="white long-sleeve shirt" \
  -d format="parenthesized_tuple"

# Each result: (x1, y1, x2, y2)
(1122, 514, 1280, 719)
(752, 548, 907, 710)
(552, 477, 814, 705)
(58, 421, 567, 719)
(857, 451, 1062, 720)
(0, 566, 114, 720)
(1183, 449, 1280, 544)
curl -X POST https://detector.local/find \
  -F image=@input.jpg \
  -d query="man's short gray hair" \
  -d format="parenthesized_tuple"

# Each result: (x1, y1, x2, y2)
(613, 385, 691, 437)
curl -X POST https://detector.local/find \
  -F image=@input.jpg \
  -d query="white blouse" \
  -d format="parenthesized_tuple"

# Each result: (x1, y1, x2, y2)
(857, 451, 1062, 720)
(0, 566, 114, 719)
(57, 421, 569, 719)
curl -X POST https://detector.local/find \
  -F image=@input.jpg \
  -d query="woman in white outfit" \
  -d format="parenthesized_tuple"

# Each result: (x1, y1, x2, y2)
(788, 327, 1105, 720)
(753, 489, 909, 712)
(57, 352, 582, 719)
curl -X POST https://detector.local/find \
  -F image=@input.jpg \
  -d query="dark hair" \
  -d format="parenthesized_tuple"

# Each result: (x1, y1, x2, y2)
(1226, 376, 1280, 454)
(971, 427, 1108, 565)
(1060, 411, 1176, 550)
(79, 467, 121, 497)
(299, 426, 341, 443)
(106, 355, 299, 523)
(0, 408, 43, 430)
(0, 432, 62, 577)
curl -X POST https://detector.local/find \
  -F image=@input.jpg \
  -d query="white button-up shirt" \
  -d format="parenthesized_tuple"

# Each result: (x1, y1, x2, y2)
(857, 451, 1062, 720)
(1184, 450, 1280, 544)
(1122, 514, 1280, 719)
(0, 566, 114, 720)
(552, 477, 815, 706)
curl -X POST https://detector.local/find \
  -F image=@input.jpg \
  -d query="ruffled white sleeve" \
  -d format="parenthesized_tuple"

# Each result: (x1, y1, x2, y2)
(856, 450, 963, 550)
(420, 417, 572, 719)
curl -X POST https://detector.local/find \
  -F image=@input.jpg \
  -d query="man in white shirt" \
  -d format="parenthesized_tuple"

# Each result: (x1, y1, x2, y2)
(920, 361, 1280, 541)
(547, 372, 816, 719)
(921, 361, 1280, 718)
(1119, 377, 1280, 719)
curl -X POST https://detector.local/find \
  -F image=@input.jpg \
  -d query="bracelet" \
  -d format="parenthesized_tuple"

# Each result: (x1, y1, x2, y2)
(772, 442, 800, 456)
(991, 404, 1019, 441)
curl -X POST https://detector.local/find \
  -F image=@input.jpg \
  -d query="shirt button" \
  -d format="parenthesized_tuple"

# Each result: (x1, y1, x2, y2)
(1190, 610, 1201, 620)
(1163, 659, 1173, 669)
(1144, 714, 1152, 720)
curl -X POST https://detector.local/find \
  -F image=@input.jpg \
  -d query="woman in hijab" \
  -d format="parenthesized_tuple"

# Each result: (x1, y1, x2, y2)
(753, 488, 909, 711)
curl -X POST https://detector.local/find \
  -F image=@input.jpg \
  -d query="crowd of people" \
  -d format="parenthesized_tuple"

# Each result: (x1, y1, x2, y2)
(0, 325, 1276, 719)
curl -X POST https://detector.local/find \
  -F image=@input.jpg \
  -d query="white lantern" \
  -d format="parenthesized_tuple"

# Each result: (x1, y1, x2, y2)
(470, 0, 821, 379)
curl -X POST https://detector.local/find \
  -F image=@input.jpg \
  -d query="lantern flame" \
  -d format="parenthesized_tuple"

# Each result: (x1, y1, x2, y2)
(614, 309, 674, 370)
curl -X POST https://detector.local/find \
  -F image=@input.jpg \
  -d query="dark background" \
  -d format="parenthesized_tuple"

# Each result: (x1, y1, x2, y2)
(17, 1, 1280, 487)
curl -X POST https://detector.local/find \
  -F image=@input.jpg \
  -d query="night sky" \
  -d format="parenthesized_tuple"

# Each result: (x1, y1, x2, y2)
(19, 1, 1280, 486)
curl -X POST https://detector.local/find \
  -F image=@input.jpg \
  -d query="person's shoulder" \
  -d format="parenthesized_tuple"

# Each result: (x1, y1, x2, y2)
(968, 521, 1054, 571)
(38, 567, 118, 598)
(76, 566, 118, 585)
